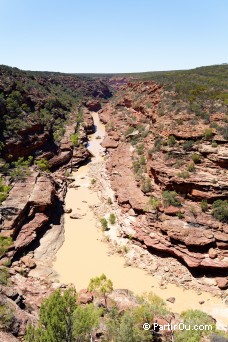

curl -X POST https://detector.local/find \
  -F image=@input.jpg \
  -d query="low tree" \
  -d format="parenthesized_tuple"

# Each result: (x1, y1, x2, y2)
(73, 304, 102, 342)
(88, 274, 113, 308)
(175, 309, 216, 342)
(25, 287, 77, 342)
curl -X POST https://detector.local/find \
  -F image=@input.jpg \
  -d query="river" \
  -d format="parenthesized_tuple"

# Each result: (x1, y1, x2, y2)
(53, 112, 228, 329)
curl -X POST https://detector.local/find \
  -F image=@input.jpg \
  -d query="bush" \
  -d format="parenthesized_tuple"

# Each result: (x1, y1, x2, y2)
(191, 153, 201, 163)
(25, 287, 77, 342)
(0, 267, 10, 285)
(35, 158, 50, 172)
(109, 213, 116, 225)
(201, 200, 208, 212)
(178, 170, 190, 178)
(0, 178, 11, 205)
(163, 191, 181, 207)
(211, 140, 218, 147)
(146, 196, 161, 211)
(0, 235, 13, 258)
(212, 200, 228, 222)
(10, 156, 33, 181)
(187, 162, 195, 172)
(204, 128, 213, 140)
(71, 133, 79, 147)
(0, 304, 14, 332)
(175, 309, 215, 342)
(167, 135, 176, 146)
(183, 140, 194, 151)
(136, 143, 144, 155)
(100, 218, 108, 231)
(141, 177, 152, 193)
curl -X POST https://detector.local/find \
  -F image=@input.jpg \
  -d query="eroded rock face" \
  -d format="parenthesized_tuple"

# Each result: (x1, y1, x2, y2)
(48, 151, 73, 169)
(2, 125, 50, 161)
(85, 99, 101, 112)
(101, 78, 228, 276)
(29, 176, 55, 211)
(0, 174, 56, 254)
(107, 143, 148, 212)
(15, 213, 49, 251)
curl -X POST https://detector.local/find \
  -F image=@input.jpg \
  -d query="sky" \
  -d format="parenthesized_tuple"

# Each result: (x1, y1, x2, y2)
(0, 0, 227, 73)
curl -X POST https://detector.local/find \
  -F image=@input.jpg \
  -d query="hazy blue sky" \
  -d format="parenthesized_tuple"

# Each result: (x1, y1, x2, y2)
(0, 0, 227, 73)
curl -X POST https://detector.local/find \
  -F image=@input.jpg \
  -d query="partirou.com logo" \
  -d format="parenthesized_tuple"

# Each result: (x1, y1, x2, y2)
(143, 322, 213, 331)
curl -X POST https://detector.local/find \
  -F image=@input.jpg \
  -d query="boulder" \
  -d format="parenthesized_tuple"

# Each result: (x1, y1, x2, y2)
(48, 151, 72, 169)
(208, 248, 217, 259)
(78, 289, 93, 304)
(64, 208, 72, 213)
(70, 213, 83, 219)
(15, 213, 49, 250)
(166, 297, 175, 304)
(163, 206, 180, 215)
(216, 277, 228, 289)
(101, 136, 119, 149)
(20, 256, 36, 269)
(29, 176, 55, 211)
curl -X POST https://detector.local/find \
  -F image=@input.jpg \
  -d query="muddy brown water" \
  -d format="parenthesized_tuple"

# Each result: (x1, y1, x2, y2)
(53, 112, 228, 329)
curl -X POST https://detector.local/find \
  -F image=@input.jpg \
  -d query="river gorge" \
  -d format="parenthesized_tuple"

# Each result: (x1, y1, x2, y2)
(52, 112, 228, 329)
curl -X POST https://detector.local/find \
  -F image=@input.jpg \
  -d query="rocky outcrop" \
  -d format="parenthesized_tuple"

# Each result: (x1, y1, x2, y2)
(101, 78, 228, 277)
(107, 143, 148, 212)
(84, 99, 101, 112)
(0, 173, 57, 256)
(15, 213, 49, 251)
(48, 151, 73, 169)
(2, 125, 51, 161)
(101, 135, 119, 149)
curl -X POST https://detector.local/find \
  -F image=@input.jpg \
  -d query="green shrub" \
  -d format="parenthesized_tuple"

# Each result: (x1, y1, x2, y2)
(100, 218, 108, 231)
(71, 133, 79, 147)
(177, 212, 184, 219)
(141, 177, 152, 193)
(136, 143, 144, 155)
(191, 153, 201, 163)
(91, 178, 96, 185)
(0, 267, 10, 285)
(0, 178, 11, 204)
(175, 309, 215, 342)
(10, 156, 33, 181)
(178, 170, 190, 178)
(0, 235, 13, 258)
(163, 191, 181, 207)
(211, 140, 218, 147)
(154, 137, 162, 151)
(167, 135, 176, 146)
(187, 162, 195, 172)
(204, 128, 213, 140)
(109, 213, 116, 225)
(0, 304, 14, 331)
(212, 200, 228, 222)
(183, 140, 194, 151)
(201, 200, 208, 212)
(35, 158, 50, 172)
(146, 196, 161, 211)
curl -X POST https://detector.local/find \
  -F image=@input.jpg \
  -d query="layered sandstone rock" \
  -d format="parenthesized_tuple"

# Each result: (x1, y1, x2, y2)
(101, 78, 228, 276)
